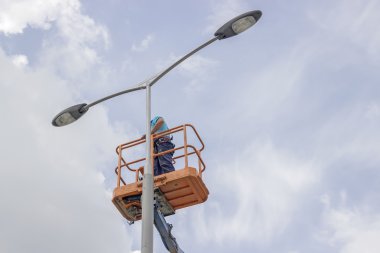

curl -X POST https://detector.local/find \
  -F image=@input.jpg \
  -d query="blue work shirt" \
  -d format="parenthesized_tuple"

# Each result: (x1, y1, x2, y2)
(151, 116, 169, 134)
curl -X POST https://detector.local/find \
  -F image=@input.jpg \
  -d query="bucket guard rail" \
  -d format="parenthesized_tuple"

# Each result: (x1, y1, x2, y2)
(114, 124, 206, 187)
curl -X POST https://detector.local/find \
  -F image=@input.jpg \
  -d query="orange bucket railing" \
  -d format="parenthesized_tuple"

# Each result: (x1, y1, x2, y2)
(114, 124, 206, 188)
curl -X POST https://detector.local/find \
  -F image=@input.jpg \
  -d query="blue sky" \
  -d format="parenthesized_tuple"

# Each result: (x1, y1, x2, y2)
(0, 0, 379, 253)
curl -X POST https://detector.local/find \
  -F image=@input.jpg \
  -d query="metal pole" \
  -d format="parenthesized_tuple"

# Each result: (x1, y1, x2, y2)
(139, 37, 218, 253)
(141, 83, 154, 253)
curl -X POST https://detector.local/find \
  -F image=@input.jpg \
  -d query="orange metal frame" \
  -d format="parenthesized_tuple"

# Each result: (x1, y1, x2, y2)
(114, 124, 206, 188)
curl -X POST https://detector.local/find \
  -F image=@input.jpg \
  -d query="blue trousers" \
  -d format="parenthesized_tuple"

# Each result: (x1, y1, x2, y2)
(154, 140, 175, 176)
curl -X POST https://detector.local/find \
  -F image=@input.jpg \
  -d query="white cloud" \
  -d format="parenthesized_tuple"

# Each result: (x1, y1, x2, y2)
(178, 54, 219, 94)
(0, 0, 110, 85)
(11, 54, 28, 67)
(38, 0, 110, 83)
(0, 0, 63, 34)
(0, 3, 138, 251)
(186, 2, 380, 250)
(178, 54, 218, 76)
(155, 53, 219, 95)
(0, 44, 135, 253)
(365, 102, 380, 119)
(308, 0, 380, 60)
(319, 196, 380, 253)
(192, 141, 318, 244)
(131, 34, 154, 52)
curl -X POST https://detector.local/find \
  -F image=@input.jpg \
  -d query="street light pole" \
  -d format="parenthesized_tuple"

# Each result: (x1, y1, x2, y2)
(51, 10, 262, 253)
(142, 82, 153, 253)
(139, 36, 218, 253)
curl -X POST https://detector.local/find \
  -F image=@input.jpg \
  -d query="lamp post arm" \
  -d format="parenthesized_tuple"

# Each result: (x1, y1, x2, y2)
(81, 36, 218, 112)
(149, 37, 218, 87)
(81, 85, 145, 112)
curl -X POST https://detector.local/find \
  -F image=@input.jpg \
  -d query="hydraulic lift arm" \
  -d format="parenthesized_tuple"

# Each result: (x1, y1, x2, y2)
(154, 202, 184, 253)
(124, 192, 184, 252)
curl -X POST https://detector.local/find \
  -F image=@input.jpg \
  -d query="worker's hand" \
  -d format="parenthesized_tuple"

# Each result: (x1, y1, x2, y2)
(141, 134, 146, 140)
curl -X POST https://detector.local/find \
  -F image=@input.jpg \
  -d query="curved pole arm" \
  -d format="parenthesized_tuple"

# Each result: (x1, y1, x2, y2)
(82, 36, 218, 112)
(149, 37, 218, 88)
(52, 36, 219, 127)
(81, 85, 145, 112)
(81, 73, 160, 111)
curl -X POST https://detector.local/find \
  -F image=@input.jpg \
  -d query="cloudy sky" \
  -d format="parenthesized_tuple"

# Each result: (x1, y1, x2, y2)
(1, 0, 379, 252)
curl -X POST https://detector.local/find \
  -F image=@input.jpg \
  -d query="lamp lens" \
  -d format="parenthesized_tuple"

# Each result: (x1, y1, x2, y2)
(55, 112, 76, 126)
(232, 16, 256, 34)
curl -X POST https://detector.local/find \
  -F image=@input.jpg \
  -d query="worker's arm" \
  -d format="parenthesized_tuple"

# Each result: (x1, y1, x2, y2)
(151, 117, 164, 134)
(141, 117, 164, 139)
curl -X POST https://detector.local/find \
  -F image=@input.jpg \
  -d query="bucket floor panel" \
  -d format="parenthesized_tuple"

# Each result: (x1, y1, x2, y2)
(112, 167, 209, 221)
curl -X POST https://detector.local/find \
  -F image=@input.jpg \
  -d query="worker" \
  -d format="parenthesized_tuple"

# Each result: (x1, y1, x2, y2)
(142, 116, 175, 176)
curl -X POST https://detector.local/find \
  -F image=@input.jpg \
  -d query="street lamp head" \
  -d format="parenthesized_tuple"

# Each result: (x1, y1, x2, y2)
(52, 103, 88, 127)
(214, 10, 262, 40)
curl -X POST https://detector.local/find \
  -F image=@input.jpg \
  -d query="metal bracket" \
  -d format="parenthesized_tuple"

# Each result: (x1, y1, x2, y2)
(154, 189, 175, 216)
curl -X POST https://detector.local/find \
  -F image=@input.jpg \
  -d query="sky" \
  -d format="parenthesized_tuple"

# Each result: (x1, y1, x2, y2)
(0, 0, 379, 252)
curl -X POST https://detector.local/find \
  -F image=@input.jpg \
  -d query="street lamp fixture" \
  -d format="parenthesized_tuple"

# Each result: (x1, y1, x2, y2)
(51, 10, 262, 253)
(52, 103, 88, 127)
(215, 10, 262, 39)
